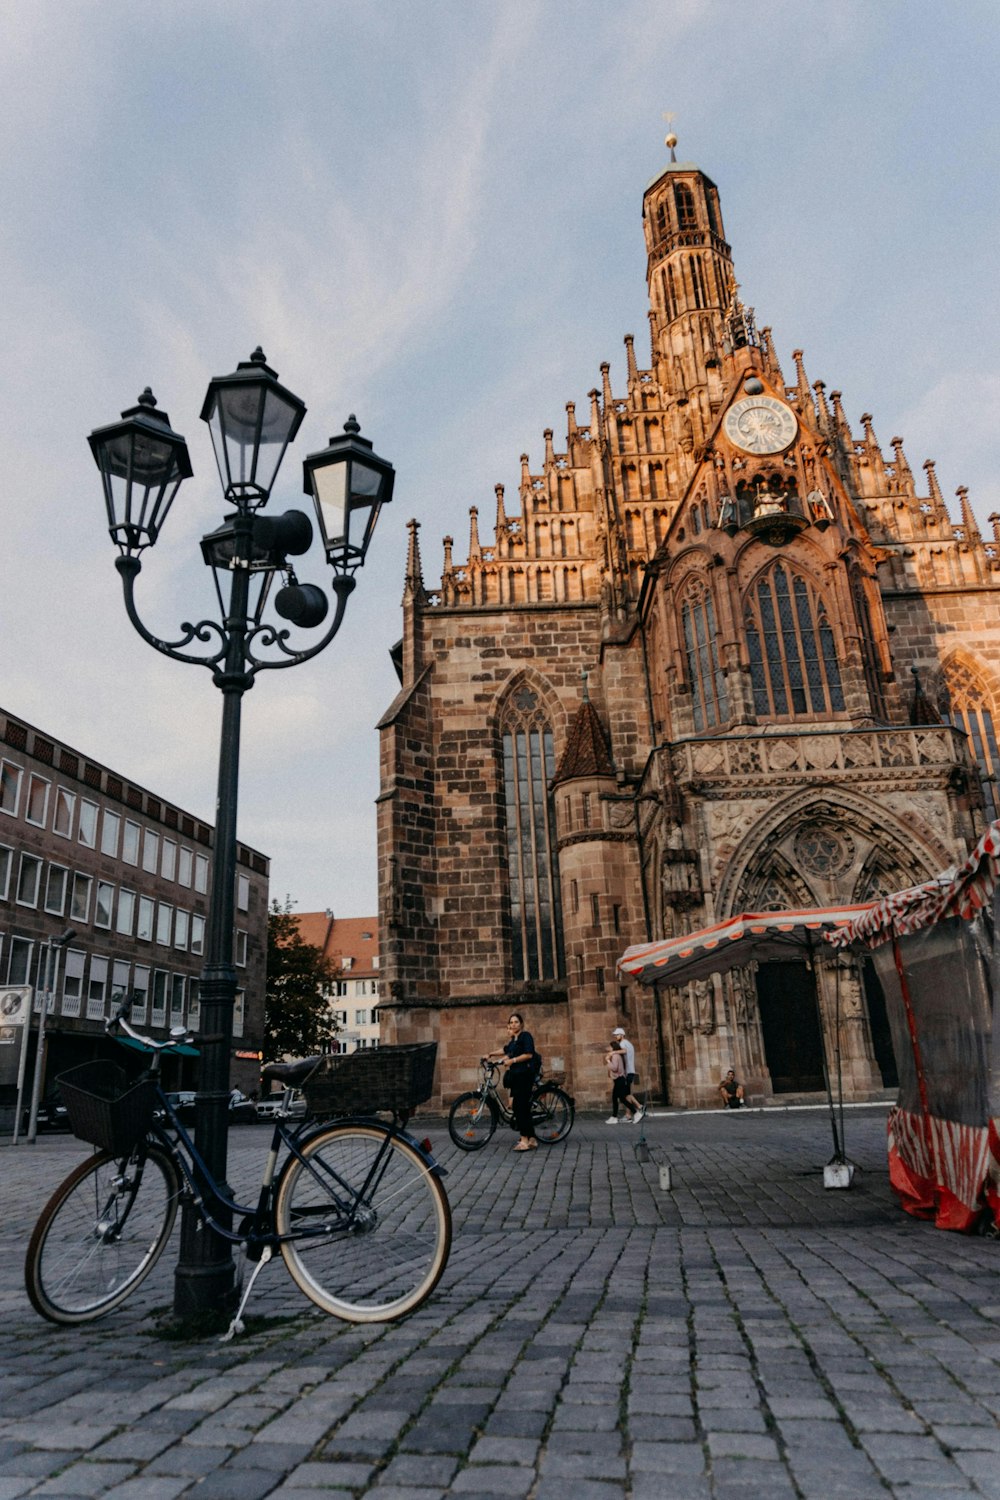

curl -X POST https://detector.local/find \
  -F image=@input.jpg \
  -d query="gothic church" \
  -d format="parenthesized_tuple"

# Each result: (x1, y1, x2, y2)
(377, 139, 997, 1110)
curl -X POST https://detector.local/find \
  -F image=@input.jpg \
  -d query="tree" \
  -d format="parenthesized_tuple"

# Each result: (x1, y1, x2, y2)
(264, 898, 340, 1062)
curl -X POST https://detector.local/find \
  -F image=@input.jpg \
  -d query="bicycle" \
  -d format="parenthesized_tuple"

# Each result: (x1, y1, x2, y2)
(447, 1058, 574, 1150)
(24, 999, 451, 1329)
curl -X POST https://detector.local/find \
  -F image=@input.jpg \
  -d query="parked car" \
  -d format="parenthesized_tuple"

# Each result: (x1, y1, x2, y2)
(255, 1089, 306, 1121)
(22, 1091, 71, 1133)
(164, 1089, 256, 1125)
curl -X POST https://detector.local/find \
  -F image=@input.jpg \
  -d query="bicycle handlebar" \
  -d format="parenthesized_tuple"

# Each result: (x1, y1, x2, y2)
(106, 990, 193, 1054)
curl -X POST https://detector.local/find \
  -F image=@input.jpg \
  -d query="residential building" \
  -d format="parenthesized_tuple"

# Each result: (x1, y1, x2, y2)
(0, 707, 269, 1122)
(377, 140, 994, 1110)
(294, 912, 381, 1052)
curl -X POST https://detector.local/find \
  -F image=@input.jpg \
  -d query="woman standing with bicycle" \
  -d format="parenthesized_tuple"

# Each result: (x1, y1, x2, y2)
(486, 1012, 538, 1152)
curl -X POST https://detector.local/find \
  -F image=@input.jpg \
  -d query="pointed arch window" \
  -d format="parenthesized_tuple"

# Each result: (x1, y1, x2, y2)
(941, 662, 1000, 820)
(681, 585, 729, 732)
(848, 563, 888, 720)
(745, 565, 845, 719)
(674, 182, 696, 229)
(500, 688, 564, 981)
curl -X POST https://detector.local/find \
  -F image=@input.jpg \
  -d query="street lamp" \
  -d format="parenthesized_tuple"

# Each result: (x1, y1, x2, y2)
(88, 351, 394, 1319)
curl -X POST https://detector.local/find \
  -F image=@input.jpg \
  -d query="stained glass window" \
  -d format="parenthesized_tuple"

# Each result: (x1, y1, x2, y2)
(941, 663, 1000, 820)
(682, 588, 729, 732)
(744, 565, 844, 720)
(501, 689, 564, 981)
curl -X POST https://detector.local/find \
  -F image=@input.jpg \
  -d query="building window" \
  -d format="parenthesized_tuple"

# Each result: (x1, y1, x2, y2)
(178, 847, 193, 887)
(137, 896, 154, 941)
(941, 661, 1000, 821)
(132, 965, 150, 1024)
(188, 979, 200, 1029)
(62, 949, 85, 1017)
(194, 854, 209, 894)
(170, 973, 185, 1020)
(500, 687, 564, 982)
(8, 936, 33, 985)
(744, 564, 845, 719)
(355, 1009, 369, 1027)
(235, 930, 247, 967)
(156, 904, 173, 945)
(848, 563, 888, 721)
(101, 810, 121, 858)
(161, 839, 177, 882)
(233, 989, 245, 1038)
(70, 872, 92, 922)
(142, 830, 159, 874)
(87, 956, 108, 1020)
(111, 959, 130, 1008)
(681, 586, 730, 732)
(123, 820, 140, 865)
(95, 881, 115, 929)
(0, 844, 12, 901)
(117, 888, 136, 936)
(44, 864, 67, 914)
(1, 760, 22, 816)
(53, 788, 75, 838)
(151, 971, 168, 1023)
(17, 854, 42, 907)
(78, 800, 98, 848)
(190, 913, 205, 955)
(26, 774, 50, 827)
(174, 909, 189, 949)
(237, 873, 250, 911)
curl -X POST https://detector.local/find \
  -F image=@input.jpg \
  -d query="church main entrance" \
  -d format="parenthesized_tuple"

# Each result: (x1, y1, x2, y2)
(755, 961, 826, 1093)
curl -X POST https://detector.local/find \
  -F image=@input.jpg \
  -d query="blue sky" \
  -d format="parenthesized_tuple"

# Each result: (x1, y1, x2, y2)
(2, 0, 997, 918)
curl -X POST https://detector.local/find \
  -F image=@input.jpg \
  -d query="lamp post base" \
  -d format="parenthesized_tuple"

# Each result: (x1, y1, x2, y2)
(173, 1258, 239, 1323)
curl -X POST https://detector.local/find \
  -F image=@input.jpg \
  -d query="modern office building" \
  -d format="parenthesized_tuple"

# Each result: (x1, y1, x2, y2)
(0, 706, 269, 1121)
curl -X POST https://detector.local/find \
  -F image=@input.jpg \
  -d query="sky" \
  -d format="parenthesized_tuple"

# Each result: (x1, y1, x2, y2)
(2, 0, 998, 920)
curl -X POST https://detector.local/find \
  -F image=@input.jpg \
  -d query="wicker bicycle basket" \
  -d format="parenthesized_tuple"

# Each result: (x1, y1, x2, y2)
(58, 1061, 160, 1155)
(301, 1043, 437, 1120)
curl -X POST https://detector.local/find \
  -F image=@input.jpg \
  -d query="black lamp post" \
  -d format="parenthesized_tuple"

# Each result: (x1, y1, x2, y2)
(88, 350, 394, 1318)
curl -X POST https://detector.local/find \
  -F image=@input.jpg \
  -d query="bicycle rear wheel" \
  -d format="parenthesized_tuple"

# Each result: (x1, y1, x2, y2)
(276, 1122, 451, 1322)
(532, 1084, 574, 1143)
(447, 1090, 498, 1150)
(25, 1144, 179, 1324)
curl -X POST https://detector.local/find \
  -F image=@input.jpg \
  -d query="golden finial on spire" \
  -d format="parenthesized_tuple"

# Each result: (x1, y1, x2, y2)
(662, 110, 678, 162)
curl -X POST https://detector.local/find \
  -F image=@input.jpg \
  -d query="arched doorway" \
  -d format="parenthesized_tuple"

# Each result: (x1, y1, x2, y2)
(755, 960, 826, 1093)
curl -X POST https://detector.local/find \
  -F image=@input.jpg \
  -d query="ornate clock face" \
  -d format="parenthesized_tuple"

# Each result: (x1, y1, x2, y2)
(724, 396, 798, 455)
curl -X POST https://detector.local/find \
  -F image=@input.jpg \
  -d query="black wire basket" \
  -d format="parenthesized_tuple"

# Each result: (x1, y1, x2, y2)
(58, 1061, 159, 1155)
(301, 1043, 437, 1120)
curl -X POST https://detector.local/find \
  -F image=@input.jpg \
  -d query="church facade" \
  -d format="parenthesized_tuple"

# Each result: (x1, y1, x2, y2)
(376, 143, 998, 1110)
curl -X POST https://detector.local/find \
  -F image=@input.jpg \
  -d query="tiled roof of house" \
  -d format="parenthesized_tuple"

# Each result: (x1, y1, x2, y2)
(293, 912, 379, 975)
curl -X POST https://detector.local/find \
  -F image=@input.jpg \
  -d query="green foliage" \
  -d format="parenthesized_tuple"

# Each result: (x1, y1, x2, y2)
(264, 898, 339, 1062)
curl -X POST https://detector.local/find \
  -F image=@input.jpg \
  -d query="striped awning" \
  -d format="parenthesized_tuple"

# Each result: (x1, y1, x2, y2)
(616, 903, 876, 988)
(827, 817, 1000, 950)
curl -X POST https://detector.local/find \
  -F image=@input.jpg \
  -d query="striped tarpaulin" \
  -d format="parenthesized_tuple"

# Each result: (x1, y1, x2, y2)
(828, 817, 1000, 950)
(616, 904, 876, 989)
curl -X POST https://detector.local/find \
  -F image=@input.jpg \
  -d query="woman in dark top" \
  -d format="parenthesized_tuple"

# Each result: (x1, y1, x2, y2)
(487, 1012, 538, 1151)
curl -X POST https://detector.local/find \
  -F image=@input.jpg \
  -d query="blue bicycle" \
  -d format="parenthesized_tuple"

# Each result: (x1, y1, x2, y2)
(25, 1000, 451, 1327)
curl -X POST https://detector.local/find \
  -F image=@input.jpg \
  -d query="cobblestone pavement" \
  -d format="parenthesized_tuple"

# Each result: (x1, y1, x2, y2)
(2, 1106, 999, 1499)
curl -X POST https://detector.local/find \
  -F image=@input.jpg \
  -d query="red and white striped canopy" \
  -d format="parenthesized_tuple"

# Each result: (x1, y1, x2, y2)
(827, 817, 1000, 950)
(616, 903, 876, 988)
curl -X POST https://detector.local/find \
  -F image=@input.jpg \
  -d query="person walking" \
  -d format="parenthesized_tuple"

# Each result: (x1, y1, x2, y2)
(611, 1025, 644, 1122)
(486, 1012, 539, 1151)
(605, 1039, 630, 1124)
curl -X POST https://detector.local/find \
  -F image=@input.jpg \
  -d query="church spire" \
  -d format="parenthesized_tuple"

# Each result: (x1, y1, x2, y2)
(404, 517, 425, 598)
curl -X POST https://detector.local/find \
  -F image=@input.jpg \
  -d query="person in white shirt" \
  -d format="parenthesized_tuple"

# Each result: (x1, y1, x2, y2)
(609, 1026, 644, 1123)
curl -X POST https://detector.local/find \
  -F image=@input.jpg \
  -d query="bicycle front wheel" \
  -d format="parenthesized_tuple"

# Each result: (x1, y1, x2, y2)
(25, 1144, 180, 1324)
(447, 1090, 498, 1150)
(276, 1123, 451, 1323)
(532, 1084, 574, 1143)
